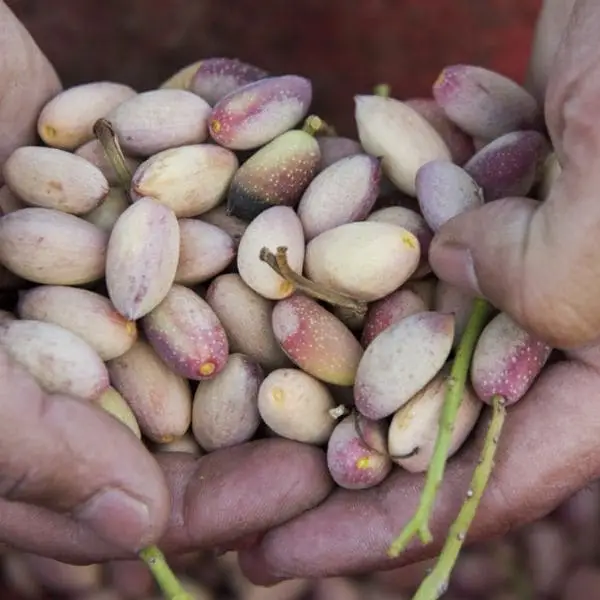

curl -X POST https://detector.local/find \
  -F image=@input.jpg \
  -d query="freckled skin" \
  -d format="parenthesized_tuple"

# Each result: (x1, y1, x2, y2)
(272, 295, 363, 386)
(190, 58, 268, 105)
(208, 75, 312, 150)
(471, 312, 553, 405)
(464, 131, 550, 201)
(432, 65, 543, 140)
(227, 130, 320, 221)
(327, 415, 392, 489)
(142, 284, 229, 381)
(361, 288, 427, 347)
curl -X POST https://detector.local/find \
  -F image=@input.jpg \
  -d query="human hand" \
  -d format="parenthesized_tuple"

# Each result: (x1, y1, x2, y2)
(236, 0, 600, 585)
(0, 0, 333, 567)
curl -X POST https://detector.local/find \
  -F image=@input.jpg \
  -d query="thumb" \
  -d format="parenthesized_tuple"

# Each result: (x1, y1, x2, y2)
(0, 348, 170, 555)
(429, 0, 600, 350)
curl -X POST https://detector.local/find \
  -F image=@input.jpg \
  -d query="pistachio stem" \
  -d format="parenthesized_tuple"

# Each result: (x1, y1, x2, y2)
(139, 545, 193, 600)
(374, 83, 391, 97)
(93, 118, 133, 193)
(259, 246, 367, 315)
(329, 404, 350, 420)
(411, 395, 507, 600)
(387, 297, 492, 557)
(301, 114, 334, 137)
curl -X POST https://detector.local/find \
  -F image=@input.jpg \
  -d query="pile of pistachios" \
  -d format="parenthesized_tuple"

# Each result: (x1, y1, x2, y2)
(0, 57, 559, 600)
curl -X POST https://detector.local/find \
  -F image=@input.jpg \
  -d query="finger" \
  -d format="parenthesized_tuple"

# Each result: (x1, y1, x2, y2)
(238, 357, 600, 584)
(430, 0, 600, 350)
(0, 349, 170, 554)
(0, 0, 61, 178)
(157, 438, 334, 554)
(0, 438, 334, 564)
(525, 0, 575, 102)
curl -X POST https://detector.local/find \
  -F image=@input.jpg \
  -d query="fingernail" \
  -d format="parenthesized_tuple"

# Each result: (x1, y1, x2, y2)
(430, 240, 483, 296)
(77, 488, 151, 551)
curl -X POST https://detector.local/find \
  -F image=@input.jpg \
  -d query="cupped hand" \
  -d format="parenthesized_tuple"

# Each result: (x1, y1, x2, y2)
(0, 0, 333, 565)
(235, 0, 600, 585)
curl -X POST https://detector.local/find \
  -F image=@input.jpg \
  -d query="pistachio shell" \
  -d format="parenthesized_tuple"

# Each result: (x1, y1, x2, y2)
(38, 82, 137, 150)
(415, 160, 484, 231)
(388, 371, 482, 473)
(18, 285, 137, 361)
(0, 208, 107, 285)
(354, 311, 455, 419)
(198, 203, 247, 246)
(107, 339, 192, 443)
(75, 139, 142, 186)
(131, 144, 238, 217)
(355, 94, 451, 196)
(190, 57, 269, 105)
(327, 413, 392, 489)
(367, 205, 433, 278)
(236, 205, 305, 300)
(464, 130, 550, 201)
(471, 312, 552, 406)
(205, 273, 289, 370)
(433, 64, 542, 140)
(192, 353, 263, 450)
(434, 281, 475, 347)
(258, 367, 338, 444)
(209, 75, 312, 150)
(361, 288, 428, 347)
(105, 89, 212, 156)
(0, 319, 109, 400)
(272, 294, 363, 386)
(3, 146, 109, 214)
(304, 221, 420, 302)
(95, 386, 142, 438)
(154, 433, 203, 455)
(317, 136, 363, 171)
(226, 129, 320, 221)
(105, 197, 180, 320)
(404, 278, 437, 309)
(83, 187, 129, 233)
(297, 153, 381, 240)
(175, 219, 235, 285)
(405, 97, 475, 164)
(159, 60, 204, 89)
(142, 284, 229, 381)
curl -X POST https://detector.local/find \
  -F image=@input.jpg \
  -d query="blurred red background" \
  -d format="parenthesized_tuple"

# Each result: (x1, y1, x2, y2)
(7, 0, 542, 135)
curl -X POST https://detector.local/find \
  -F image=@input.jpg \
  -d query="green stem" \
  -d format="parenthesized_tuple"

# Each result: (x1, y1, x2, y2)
(93, 118, 133, 193)
(259, 246, 368, 315)
(139, 545, 193, 600)
(411, 395, 507, 600)
(374, 83, 391, 97)
(301, 114, 336, 137)
(387, 297, 492, 557)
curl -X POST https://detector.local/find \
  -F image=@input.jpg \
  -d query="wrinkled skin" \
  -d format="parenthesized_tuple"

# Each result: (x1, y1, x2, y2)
(2, 0, 600, 589)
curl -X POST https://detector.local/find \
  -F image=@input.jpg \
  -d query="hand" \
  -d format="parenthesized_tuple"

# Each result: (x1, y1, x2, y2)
(235, 0, 600, 585)
(0, 0, 333, 565)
